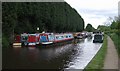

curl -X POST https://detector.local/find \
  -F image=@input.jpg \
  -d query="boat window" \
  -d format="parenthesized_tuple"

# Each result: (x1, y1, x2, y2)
(66, 36, 68, 38)
(56, 36, 59, 39)
(77, 34, 80, 36)
(94, 35, 102, 39)
(69, 35, 71, 37)
(22, 36, 27, 40)
(61, 36, 64, 38)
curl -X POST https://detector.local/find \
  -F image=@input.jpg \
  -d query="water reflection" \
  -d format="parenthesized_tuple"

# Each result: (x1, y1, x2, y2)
(3, 36, 102, 69)
(64, 37, 102, 69)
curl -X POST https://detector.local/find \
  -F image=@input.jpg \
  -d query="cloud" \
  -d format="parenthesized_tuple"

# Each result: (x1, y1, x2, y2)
(78, 9, 117, 19)
(65, 0, 119, 29)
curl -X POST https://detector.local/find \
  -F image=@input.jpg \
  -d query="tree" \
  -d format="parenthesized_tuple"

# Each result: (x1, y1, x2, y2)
(111, 16, 120, 35)
(85, 23, 93, 32)
(97, 25, 111, 32)
(110, 21, 118, 29)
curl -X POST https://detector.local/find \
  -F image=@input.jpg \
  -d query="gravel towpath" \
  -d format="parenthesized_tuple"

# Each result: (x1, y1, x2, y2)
(103, 36, 118, 69)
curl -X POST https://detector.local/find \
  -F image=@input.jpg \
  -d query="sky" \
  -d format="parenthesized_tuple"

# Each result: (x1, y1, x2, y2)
(64, 0, 120, 29)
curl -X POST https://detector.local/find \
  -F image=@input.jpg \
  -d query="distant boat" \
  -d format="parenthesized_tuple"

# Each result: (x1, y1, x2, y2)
(93, 34, 103, 43)
(73, 32, 87, 39)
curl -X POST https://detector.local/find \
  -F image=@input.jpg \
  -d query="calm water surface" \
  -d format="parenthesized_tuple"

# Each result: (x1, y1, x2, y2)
(3, 36, 102, 70)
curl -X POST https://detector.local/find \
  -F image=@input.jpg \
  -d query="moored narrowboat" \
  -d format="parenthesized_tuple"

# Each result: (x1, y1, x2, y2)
(13, 32, 74, 47)
(39, 33, 74, 45)
(27, 34, 37, 47)
(21, 33, 40, 47)
(39, 33, 54, 45)
(93, 34, 103, 43)
(21, 33, 28, 46)
(13, 35, 22, 47)
(54, 33, 73, 43)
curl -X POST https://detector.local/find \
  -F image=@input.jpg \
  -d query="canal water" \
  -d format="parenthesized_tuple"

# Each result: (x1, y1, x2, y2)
(3, 36, 102, 70)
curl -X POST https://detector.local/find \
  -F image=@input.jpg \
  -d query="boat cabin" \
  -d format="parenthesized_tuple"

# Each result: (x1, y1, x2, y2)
(93, 34, 103, 43)
(40, 33, 54, 44)
(14, 35, 21, 43)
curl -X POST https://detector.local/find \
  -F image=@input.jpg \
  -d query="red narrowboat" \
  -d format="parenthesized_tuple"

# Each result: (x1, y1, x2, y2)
(27, 34, 36, 47)
(13, 35, 22, 47)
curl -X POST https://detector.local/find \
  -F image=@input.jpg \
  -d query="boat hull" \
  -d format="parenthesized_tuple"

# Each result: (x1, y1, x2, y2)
(36, 38, 74, 47)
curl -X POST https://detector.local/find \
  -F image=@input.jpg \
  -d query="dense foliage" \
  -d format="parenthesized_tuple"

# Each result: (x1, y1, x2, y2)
(2, 2, 84, 46)
(110, 17, 120, 35)
(97, 25, 111, 34)
(85, 23, 95, 32)
(97, 16, 120, 35)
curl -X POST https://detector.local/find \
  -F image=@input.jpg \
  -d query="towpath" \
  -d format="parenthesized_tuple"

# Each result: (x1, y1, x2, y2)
(103, 36, 118, 69)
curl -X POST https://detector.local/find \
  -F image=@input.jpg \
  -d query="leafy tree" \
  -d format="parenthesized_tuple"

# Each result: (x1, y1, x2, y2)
(2, 2, 85, 47)
(85, 23, 93, 32)
(110, 21, 118, 29)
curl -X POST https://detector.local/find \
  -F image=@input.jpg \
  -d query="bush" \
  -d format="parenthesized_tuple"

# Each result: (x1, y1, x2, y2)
(116, 29, 120, 36)
(2, 36, 9, 47)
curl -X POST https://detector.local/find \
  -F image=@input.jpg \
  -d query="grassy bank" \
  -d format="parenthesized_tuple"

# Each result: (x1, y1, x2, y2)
(109, 33, 120, 57)
(84, 34, 107, 70)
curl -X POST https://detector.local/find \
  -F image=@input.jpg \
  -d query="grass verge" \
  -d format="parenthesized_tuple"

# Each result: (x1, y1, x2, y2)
(84, 34, 107, 71)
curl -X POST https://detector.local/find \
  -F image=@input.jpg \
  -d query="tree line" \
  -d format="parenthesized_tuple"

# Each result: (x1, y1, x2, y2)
(2, 2, 85, 47)
(97, 16, 120, 35)
(85, 23, 96, 32)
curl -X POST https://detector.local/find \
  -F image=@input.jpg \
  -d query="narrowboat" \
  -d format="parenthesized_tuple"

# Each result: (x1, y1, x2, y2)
(93, 34, 103, 43)
(13, 35, 22, 47)
(13, 33, 74, 47)
(73, 32, 83, 39)
(81, 32, 87, 38)
(73, 32, 86, 39)
(21, 33, 40, 47)
(39, 33, 54, 45)
(21, 33, 28, 46)
(54, 33, 74, 43)
(27, 34, 38, 47)
(39, 33, 74, 45)
(76, 33, 83, 39)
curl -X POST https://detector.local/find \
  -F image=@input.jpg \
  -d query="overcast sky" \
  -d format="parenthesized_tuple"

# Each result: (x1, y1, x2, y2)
(64, 0, 119, 29)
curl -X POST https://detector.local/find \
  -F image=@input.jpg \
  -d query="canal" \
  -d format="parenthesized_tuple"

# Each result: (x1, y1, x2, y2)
(3, 36, 102, 70)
